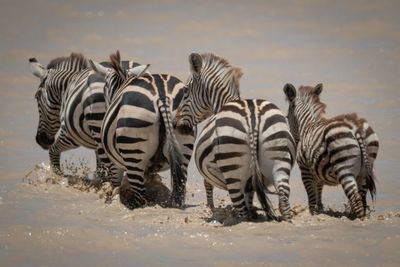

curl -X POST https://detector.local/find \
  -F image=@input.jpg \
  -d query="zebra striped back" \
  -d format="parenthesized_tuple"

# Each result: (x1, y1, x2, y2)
(283, 83, 378, 218)
(30, 53, 88, 149)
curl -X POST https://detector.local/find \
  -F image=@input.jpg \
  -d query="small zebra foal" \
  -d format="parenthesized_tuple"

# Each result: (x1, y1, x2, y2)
(283, 83, 379, 218)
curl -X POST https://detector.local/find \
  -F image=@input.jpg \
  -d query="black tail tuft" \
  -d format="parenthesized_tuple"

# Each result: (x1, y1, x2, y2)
(365, 172, 376, 202)
(157, 98, 186, 207)
(356, 131, 377, 202)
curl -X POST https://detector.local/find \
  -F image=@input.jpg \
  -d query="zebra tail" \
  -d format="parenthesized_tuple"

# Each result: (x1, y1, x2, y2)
(249, 119, 275, 219)
(157, 98, 186, 206)
(356, 131, 376, 202)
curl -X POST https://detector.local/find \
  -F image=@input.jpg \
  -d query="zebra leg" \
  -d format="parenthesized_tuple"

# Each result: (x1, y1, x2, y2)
(245, 191, 254, 207)
(276, 178, 292, 222)
(95, 150, 106, 180)
(95, 142, 124, 188)
(339, 174, 365, 218)
(119, 167, 147, 210)
(226, 180, 248, 218)
(204, 179, 214, 209)
(316, 182, 324, 212)
(299, 167, 318, 215)
(48, 130, 78, 176)
(356, 175, 369, 213)
(108, 164, 124, 188)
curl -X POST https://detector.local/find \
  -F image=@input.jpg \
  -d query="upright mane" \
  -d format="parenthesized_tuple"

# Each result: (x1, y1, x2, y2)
(297, 85, 327, 119)
(199, 52, 243, 97)
(109, 51, 126, 78)
(46, 53, 88, 71)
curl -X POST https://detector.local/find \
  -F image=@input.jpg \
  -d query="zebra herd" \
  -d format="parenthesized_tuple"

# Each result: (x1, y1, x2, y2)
(29, 51, 379, 222)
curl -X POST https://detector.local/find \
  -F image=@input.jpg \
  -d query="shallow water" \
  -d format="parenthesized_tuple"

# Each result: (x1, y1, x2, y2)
(1, 0, 400, 266)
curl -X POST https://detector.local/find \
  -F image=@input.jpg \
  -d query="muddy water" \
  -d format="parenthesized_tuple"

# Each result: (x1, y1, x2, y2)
(1, 0, 400, 266)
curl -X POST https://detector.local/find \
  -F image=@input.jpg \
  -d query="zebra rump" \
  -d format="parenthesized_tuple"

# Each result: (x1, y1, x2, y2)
(91, 51, 195, 209)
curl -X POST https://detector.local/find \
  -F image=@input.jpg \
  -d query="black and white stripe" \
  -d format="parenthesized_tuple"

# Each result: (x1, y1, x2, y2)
(30, 53, 147, 185)
(283, 83, 378, 218)
(90, 52, 196, 210)
(175, 53, 295, 221)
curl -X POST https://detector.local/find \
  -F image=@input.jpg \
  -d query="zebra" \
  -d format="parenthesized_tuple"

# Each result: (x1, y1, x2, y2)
(283, 83, 379, 218)
(89, 51, 196, 210)
(174, 52, 295, 221)
(29, 53, 148, 186)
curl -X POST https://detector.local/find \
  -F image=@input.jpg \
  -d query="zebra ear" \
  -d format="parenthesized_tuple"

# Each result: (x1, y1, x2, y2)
(89, 59, 109, 77)
(189, 53, 202, 74)
(283, 83, 296, 102)
(29, 58, 45, 78)
(127, 64, 150, 77)
(313, 83, 323, 95)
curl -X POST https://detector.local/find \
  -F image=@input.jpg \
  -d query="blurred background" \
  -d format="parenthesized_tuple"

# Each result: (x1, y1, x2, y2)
(0, 0, 399, 208)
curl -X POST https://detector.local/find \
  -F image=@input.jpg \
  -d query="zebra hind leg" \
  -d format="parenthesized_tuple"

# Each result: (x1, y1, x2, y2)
(340, 174, 365, 218)
(245, 191, 259, 220)
(277, 182, 292, 222)
(316, 182, 324, 212)
(226, 180, 249, 219)
(300, 168, 318, 215)
(204, 179, 215, 210)
(119, 170, 147, 210)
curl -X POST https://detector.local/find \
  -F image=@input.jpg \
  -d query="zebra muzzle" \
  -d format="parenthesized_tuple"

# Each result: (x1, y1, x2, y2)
(174, 122, 194, 135)
(35, 132, 54, 149)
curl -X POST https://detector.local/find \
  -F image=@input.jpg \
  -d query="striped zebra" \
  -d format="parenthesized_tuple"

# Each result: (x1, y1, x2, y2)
(89, 52, 196, 209)
(29, 53, 148, 186)
(283, 83, 379, 218)
(174, 53, 295, 221)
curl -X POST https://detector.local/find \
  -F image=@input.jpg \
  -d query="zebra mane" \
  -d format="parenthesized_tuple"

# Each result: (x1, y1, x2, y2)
(199, 52, 243, 97)
(297, 86, 327, 118)
(109, 51, 127, 78)
(46, 53, 88, 71)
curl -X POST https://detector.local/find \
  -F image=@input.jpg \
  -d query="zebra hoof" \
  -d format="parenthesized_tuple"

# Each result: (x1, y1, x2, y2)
(144, 178, 170, 207)
(168, 196, 184, 209)
(119, 184, 146, 210)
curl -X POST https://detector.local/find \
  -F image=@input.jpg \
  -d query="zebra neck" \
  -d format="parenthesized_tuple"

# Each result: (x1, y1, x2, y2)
(298, 111, 324, 138)
(51, 71, 79, 103)
(211, 89, 240, 114)
(109, 80, 125, 103)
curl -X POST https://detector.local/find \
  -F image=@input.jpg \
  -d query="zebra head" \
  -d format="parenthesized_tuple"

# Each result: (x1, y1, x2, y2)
(29, 53, 89, 150)
(174, 52, 243, 135)
(89, 51, 150, 106)
(283, 83, 325, 143)
(29, 58, 58, 149)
